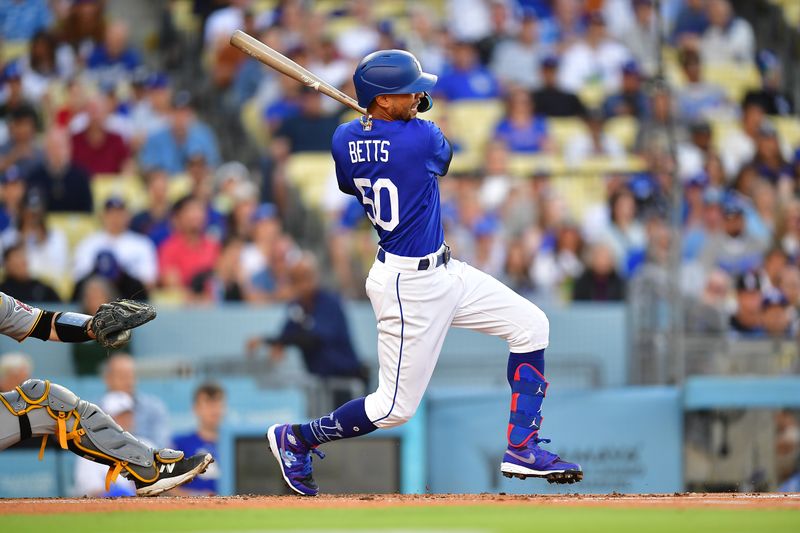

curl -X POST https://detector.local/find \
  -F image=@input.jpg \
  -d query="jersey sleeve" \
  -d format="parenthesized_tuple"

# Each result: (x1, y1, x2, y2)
(331, 125, 356, 195)
(425, 121, 453, 177)
(0, 292, 45, 341)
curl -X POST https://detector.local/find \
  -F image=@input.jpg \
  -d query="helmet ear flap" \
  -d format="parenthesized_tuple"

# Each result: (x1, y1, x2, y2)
(417, 92, 433, 113)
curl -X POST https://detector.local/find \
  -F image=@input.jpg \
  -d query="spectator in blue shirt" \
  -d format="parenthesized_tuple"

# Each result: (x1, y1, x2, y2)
(139, 90, 220, 174)
(435, 41, 500, 102)
(246, 252, 366, 384)
(0, 0, 52, 41)
(493, 86, 550, 153)
(86, 21, 142, 85)
(602, 61, 649, 119)
(671, 0, 709, 45)
(171, 382, 225, 495)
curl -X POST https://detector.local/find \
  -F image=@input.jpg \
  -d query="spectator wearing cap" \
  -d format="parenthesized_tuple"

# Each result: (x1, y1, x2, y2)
(0, 242, 60, 302)
(490, 9, 544, 91)
(565, 108, 625, 167)
(71, 97, 131, 176)
(26, 128, 93, 213)
(72, 391, 138, 497)
(728, 272, 764, 337)
(602, 61, 648, 119)
(748, 121, 793, 185)
(675, 47, 730, 123)
(0, 0, 52, 42)
(572, 242, 626, 302)
(158, 195, 221, 292)
(5, 195, 69, 283)
(700, 0, 754, 65)
(621, 0, 659, 77)
(86, 20, 142, 85)
(435, 41, 501, 102)
(493, 86, 550, 154)
(130, 170, 172, 247)
(73, 197, 158, 289)
(532, 55, 585, 117)
(0, 62, 35, 124)
(742, 51, 794, 116)
(72, 248, 148, 304)
(558, 12, 631, 94)
(246, 252, 367, 391)
(130, 72, 172, 145)
(0, 105, 42, 178)
(139, 90, 220, 175)
(701, 195, 766, 276)
(677, 120, 713, 180)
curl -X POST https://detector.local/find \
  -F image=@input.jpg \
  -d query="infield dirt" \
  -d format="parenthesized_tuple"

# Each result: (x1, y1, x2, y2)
(1, 493, 798, 514)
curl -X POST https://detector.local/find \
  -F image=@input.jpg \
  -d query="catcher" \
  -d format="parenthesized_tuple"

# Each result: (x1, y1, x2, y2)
(0, 292, 213, 496)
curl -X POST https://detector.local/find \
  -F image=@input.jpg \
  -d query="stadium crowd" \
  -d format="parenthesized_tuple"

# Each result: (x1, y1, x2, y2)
(0, 0, 798, 343)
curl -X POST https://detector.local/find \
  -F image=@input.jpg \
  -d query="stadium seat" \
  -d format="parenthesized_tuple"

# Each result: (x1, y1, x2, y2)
(90, 174, 147, 214)
(508, 154, 566, 178)
(46, 213, 99, 251)
(548, 118, 589, 152)
(170, 0, 199, 34)
(574, 155, 647, 175)
(605, 116, 638, 150)
(1, 41, 29, 63)
(168, 174, 193, 202)
(702, 63, 761, 103)
(240, 97, 270, 150)
(577, 83, 606, 109)
(446, 100, 504, 156)
(286, 152, 336, 208)
(551, 173, 606, 221)
(774, 116, 800, 148)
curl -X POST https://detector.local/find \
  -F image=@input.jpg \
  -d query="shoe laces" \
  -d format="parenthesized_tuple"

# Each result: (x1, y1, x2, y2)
(531, 437, 560, 462)
(289, 446, 325, 481)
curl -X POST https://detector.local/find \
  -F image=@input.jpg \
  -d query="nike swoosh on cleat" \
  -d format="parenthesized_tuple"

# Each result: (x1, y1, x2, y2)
(506, 450, 537, 464)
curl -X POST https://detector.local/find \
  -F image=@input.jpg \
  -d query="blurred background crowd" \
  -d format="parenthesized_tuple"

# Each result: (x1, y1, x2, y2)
(0, 0, 799, 344)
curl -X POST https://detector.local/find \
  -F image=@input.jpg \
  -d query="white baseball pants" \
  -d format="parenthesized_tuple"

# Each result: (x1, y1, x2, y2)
(363, 247, 549, 428)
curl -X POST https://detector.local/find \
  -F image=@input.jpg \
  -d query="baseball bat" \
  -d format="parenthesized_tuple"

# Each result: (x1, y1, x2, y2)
(229, 29, 366, 115)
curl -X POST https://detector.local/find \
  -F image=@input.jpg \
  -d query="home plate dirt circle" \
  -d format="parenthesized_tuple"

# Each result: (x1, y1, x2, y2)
(1, 493, 799, 514)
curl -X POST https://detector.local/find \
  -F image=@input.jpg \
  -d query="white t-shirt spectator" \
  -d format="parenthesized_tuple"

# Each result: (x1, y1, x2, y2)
(335, 24, 379, 60)
(490, 40, 543, 90)
(700, 17, 755, 64)
(558, 39, 631, 93)
(73, 231, 158, 285)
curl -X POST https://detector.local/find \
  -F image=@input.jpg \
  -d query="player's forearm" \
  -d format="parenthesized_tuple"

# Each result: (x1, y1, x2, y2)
(28, 310, 96, 343)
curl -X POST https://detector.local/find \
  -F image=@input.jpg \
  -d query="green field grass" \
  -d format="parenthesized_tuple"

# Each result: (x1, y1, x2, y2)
(4, 506, 800, 533)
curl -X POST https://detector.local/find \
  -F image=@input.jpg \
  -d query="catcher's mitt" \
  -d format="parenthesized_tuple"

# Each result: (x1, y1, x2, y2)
(91, 300, 157, 349)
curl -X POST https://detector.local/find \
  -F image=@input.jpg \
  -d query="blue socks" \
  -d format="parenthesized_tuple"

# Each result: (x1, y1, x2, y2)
(296, 397, 377, 447)
(506, 349, 547, 448)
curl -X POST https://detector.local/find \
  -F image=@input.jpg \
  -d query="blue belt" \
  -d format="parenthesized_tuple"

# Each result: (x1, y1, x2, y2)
(377, 245, 451, 270)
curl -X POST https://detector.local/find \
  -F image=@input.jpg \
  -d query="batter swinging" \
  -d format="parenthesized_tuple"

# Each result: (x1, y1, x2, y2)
(267, 50, 582, 496)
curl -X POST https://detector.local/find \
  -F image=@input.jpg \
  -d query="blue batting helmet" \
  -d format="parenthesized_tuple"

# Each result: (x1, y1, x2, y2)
(353, 49, 437, 111)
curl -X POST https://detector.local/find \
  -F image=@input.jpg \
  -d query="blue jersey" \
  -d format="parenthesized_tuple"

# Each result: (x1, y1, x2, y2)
(172, 432, 219, 494)
(332, 118, 452, 257)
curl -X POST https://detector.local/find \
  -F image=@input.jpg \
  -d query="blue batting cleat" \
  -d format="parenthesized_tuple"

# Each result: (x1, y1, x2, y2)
(501, 438, 583, 484)
(266, 423, 325, 496)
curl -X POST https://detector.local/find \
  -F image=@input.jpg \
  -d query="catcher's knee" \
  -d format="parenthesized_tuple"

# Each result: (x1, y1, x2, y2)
(508, 301, 549, 352)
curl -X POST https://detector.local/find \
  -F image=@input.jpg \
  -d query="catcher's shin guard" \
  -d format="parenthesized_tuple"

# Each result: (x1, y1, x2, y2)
(0, 379, 178, 491)
(507, 363, 548, 447)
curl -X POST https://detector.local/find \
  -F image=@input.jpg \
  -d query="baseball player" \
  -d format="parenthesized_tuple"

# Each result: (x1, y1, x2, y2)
(0, 293, 213, 496)
(267, 50, 582, 496)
